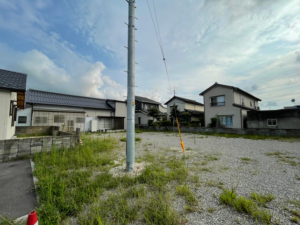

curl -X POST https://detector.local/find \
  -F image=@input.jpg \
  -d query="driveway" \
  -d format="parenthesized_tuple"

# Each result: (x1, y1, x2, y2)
(0, 159, 37, 219)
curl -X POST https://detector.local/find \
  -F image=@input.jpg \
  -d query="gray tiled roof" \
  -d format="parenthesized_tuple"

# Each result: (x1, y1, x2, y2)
(135, 96, 160, 104)
(26, 89, 113, 110)
(164, 96, 204, 106)
(0, 69, 27, 92)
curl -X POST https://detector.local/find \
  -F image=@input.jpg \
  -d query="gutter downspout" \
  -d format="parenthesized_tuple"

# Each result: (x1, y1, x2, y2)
(240, 109, 243, 129)
(31, 104, 34, 126)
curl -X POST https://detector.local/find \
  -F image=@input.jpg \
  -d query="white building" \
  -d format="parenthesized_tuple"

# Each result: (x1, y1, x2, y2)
(134, 96, 167, 125)
(17, 89, 127, 132)
(0, 69, 27, 140)
(164, 96, 204, 124)
(199, 82, 261, 128)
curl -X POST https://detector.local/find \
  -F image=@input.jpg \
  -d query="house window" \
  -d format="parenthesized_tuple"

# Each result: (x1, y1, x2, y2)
(218, 116, 233, 126)
(242, 97, 244, 106)
(250, 101, 252, 107)
(267, 119, 277, 126)
(76, 117, 85, 123)
(34, 117, 47, 124)
(54, 115, 65, 123)
(211, 96, 225, 106)
(18, 116, 27, 124)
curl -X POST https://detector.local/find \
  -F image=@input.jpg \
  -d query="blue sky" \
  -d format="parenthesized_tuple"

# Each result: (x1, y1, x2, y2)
(0, 0, 299, 109)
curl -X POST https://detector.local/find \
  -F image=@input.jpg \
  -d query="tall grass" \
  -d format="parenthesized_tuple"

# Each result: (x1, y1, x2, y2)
(34, 137, 117, 224)
(34, 136, 188, 224)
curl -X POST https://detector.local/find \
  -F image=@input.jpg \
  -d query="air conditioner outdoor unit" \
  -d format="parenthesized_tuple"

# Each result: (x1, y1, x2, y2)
(90, 120, 98, 132)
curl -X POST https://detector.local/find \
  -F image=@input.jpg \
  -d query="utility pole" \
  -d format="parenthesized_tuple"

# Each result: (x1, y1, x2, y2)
(126, 0, 136, 172)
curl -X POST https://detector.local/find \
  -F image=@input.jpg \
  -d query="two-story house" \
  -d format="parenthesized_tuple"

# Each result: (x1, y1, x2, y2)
(0, 69, 27, 140)
(164, 96, 204, 125)
(199, 82, 261, 128)
(135, 96, 166, 125)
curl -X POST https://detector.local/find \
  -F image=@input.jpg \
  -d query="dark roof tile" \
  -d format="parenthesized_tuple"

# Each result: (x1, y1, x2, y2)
(164, 96, 204, 106)
(0, 69, 27, 92)
(26, 89, 113, 110)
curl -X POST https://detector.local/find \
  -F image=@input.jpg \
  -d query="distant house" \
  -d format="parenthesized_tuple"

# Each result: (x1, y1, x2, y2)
(16, 89, 127, 132)
(135, 96, 166, 125)
(247, 109, 300, 129)
(0, 69, 27, 140)
(199, 82, 261, 128)
(164, 96, 204, 125)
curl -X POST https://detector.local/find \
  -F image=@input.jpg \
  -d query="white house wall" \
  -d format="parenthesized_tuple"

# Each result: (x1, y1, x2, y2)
(115, 102, 127, 130)
(203, 86, 243, 128)
(233, 91, 259, 109)
(135, 112, 150, 125)
(0, 90, 17, 140)
(159, 105, 167, 113)
(166, 99, 185, 117)
(16, 106, 32, 126)
(185, 103, 204, 111)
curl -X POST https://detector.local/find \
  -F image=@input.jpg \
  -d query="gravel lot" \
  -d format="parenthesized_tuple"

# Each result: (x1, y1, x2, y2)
(92, 131, 300, 225)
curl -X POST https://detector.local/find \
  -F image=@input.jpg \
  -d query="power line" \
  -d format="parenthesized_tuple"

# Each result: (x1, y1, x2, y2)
(249, 83, 300, 95)
(261, 92, 300, 101)
(146, 0, 172, 98)
(241, 71, 299, 86)
(248, 80, 300, 91)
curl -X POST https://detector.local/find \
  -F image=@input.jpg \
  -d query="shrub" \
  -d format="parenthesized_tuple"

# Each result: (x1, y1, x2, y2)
(210, 118, 217, 127)
(148, 120, 153, 126)
(161, 120, 172, 126)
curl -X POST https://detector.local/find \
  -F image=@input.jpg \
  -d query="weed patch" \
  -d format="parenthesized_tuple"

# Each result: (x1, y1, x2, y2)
(176, 185, 197, 206)
(220, 189, 272, 224)
(143, 194, 181, 225)
(250, 192, 275, 207)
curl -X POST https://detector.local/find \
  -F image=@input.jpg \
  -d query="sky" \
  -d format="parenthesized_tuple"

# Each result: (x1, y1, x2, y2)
(0, 0, 299, 109)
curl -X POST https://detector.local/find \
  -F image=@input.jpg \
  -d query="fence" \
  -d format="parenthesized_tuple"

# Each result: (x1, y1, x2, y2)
(0, 135, 79, 162)
(137, 126, 300, 137)
(16, 126, 59, 136)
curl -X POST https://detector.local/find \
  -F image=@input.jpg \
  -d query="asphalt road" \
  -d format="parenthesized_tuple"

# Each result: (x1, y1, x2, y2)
(0, 159, 37, 219)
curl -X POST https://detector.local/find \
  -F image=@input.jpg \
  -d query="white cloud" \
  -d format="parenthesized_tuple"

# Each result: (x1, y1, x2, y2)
(1, 0, 300, 109)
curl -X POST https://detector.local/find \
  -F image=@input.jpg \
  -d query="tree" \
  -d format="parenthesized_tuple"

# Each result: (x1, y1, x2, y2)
(170, 104, 180, 122)
(148, 107, 159, 121)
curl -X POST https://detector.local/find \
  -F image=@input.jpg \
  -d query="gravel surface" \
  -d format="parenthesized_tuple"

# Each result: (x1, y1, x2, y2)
(91, 132, 300, 225)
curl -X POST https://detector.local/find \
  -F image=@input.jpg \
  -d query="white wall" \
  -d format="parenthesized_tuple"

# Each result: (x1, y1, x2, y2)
(16, 106, 32, 126)
(233, 91, 259, 109)
(166, 99, 185, 118)
(203, 86, 243, 128)
(185, 103, 204, 111)
(159, 105, 167, 113)
(135, 112, 150, 125)
(115, 102, 127, 130)
(0, 90, 17, 140)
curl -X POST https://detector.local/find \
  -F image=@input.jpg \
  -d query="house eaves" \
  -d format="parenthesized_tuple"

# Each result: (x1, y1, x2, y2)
(26, 89, 114, 110)
(164, 96, 204, 106)
(199, 82, 261, 101)
(0, 69, 27, 92)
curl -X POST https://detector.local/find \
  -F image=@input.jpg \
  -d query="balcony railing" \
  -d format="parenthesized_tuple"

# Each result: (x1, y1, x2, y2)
(211, 102, 225, 106)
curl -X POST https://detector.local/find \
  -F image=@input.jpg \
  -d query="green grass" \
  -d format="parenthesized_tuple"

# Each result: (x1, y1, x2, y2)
(241, 157, 251, 161)
(220, 189, 272, 224)
(290, 216, 299, 223)
(143, 194, 181, 225)
(176, 185, 197, 206)
(266, 151, 299, 167)
(120, 137, 142, 142)
(33, 135, 195, 224)
(250, 192, 275, 207)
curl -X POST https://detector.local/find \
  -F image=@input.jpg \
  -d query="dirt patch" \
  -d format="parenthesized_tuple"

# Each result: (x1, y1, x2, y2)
(109, 161, 148, 177)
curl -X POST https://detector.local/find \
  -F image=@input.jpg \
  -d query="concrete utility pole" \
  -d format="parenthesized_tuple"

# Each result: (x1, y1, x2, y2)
(126, 0, 136, 172)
